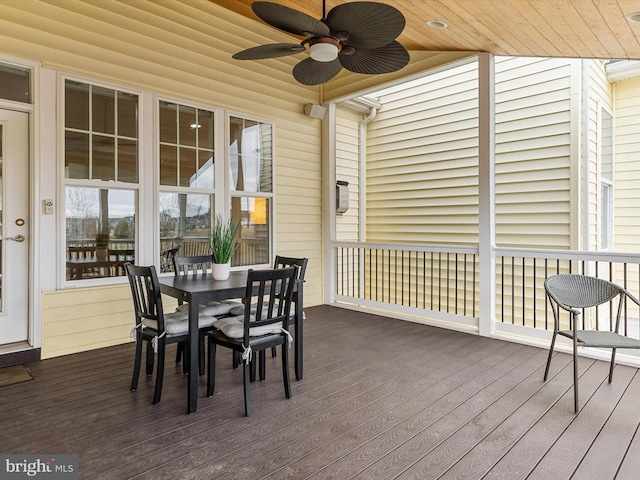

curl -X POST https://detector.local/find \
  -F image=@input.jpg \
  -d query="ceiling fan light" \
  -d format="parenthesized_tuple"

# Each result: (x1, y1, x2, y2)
(309, 38, 339, 62)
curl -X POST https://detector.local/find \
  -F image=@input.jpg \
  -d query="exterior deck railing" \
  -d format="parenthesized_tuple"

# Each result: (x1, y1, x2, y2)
(333, 242, 640, 341)
(333, 242, 479, 327)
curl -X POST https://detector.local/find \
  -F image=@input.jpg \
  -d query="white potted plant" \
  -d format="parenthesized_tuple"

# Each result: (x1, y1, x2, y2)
(211, 214, 240, 280)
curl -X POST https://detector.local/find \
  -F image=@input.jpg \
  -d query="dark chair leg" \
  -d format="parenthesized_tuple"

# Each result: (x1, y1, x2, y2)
(543, 331, 558, 381)
(146, 341, 154, 376)
(243, 359, 252, 416)
(176, 342, 183, 364)
(153, 341, 165, 404)
(282, 343, 291, 399)
(259, 350, 266, 381)
(199, 335, 206, 376)
(609, 348, 617, 383)
(207, 341, 216, 397)
(182, 342, 189, 375)
(232, 351, 240, 369)
(271, 346, 277, 358)
(250, 357, 257, 382)
(131, 335, 143, 391)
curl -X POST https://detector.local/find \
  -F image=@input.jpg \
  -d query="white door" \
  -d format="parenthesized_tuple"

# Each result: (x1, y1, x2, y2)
(0, 109, 30, 346)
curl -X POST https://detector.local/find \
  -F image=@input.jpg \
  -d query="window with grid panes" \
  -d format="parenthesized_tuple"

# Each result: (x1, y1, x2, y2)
(64, 79, 138, 281)
(158, 101, 215, 271)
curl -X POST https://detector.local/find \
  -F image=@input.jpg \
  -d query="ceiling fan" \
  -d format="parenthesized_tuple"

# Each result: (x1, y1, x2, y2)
(232, 1, 410, 85)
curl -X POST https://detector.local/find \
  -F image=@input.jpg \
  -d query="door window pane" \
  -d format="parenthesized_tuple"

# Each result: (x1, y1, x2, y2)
(0, 64, 30, 104)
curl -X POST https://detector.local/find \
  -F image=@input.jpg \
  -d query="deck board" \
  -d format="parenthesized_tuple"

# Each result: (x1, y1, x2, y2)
(1, 305, 639, 480)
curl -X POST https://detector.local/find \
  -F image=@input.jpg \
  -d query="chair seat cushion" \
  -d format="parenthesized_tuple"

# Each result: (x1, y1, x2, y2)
(227, 302, 303, 320)
(175, 300, 238, 316)
(560, 330, 640, 349)
(142, 313, 218, 336)
(213, 315, 284, 339)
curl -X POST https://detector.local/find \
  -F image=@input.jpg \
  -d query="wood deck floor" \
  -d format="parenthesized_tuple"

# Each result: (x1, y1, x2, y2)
(2, 305, 640, 479)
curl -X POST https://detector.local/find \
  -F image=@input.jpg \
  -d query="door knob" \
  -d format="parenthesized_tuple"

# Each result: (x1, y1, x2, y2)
(6, 234, 25, 242)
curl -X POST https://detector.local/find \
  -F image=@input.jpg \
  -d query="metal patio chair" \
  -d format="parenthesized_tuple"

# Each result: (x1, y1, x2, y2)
(544, 273, 640, 412)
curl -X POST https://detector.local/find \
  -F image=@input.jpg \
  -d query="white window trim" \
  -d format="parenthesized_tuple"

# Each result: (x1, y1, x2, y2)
(598, 104, 614, 251)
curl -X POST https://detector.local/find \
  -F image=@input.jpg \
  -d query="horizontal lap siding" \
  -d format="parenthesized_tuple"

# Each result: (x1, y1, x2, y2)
(0, 0, 322, 357)
(361, 57, 576, 249)
(366, 61, 480, 246)
(336, 110, 362, 243)
(613, 77, 640, 254)
(495, 57, 574, 249)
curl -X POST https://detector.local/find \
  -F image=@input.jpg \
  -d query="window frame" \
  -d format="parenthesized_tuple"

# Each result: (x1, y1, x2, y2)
(226, 110, 275, 269)
(599, 105, 614, 251)
(58, 75, 277, 287)
(60, 74, 142, 287)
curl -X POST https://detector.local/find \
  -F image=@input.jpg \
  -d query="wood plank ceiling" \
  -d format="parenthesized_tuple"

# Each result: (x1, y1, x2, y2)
(208, 0, 640, 60)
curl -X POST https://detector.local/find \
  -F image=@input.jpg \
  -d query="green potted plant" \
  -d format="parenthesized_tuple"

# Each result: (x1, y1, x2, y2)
(211, 214, 240, 280)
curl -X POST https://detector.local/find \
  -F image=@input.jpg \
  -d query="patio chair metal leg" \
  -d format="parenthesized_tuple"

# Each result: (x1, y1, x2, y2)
(544, 330, 558, 381)
(609, 348, 617, 383)
(573, 334, 579, 413)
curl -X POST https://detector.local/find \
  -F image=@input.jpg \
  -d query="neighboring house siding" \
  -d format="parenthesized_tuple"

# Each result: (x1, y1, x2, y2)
(364, 57, 577, 250)
(366, 60, 480, 245)
(0, 1, 323, 358)
(613, 76, 640, 254)
(494, 57, 574, 249)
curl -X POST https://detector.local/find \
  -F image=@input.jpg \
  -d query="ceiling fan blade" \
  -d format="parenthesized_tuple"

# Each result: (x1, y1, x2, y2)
(252, 1, 330, 37)
(339, 41, 410, 75)
(293, 57, 343, 85)
(325, 2, 406, 49)
(233, 43, 305, 60)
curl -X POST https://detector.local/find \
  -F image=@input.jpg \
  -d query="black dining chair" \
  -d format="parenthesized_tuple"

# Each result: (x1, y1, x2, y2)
(270, 255, 308, 357)
(173, 255, 239, 374)
(544, 273, 640, 412)
(207, 267, 297, 416)
(230, 255, 308, 370)
(125, 263, 218, 404)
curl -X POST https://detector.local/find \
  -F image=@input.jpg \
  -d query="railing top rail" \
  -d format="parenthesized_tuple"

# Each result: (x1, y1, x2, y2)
(496, 247, 640, 264)
(332, 241, 478, 255)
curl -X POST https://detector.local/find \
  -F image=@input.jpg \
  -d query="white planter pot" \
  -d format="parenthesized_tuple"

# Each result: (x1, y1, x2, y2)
(212, 262, 231, 281)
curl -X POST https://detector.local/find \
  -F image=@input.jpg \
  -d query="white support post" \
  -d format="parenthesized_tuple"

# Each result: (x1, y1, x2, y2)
(478, 52, 496, 337)
(323, 102, 337, 304)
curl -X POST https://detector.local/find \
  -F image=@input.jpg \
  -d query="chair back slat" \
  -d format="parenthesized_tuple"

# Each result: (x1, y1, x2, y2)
(274, 255, 308, 281)
(125, 263, 165, 331)
(173, 255, 213, 276)
(243, 267, 297, 343)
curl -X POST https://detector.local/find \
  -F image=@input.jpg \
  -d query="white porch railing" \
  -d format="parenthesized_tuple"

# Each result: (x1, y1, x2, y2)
(333, 242, 640, 364)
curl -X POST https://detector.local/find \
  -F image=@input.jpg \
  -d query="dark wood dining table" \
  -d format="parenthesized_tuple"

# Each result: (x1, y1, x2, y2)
(159, 270, 304, 414)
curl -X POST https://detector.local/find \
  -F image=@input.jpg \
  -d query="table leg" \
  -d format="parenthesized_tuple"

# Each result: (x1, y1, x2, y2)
(187, 294, 199, 413)
(295, 284, 303, 380)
